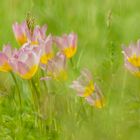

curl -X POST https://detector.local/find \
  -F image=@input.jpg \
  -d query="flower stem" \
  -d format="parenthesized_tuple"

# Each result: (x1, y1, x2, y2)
(29, 79, 42, 132)
(70, 58, 75, 69)
(10, 72, 22, 122)
(41, 69, 48, 92)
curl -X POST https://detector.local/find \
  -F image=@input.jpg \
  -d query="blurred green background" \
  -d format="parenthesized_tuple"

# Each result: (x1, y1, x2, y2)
(0, 0, 140, 140)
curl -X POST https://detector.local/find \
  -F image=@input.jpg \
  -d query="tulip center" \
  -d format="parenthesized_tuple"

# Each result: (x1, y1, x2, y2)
(31, 41, 38, 45)
(128, 54, 140, 67)
(83, 81, 94, 97)
(17, 35, 27, 45)
(63, 46, 77, 58)
(40, 53, 53, 64)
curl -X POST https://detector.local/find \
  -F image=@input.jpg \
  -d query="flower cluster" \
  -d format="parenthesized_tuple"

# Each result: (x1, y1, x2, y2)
(1, 17, 140, 118)
(0, 21, 77, 80)
(0, 20, 104, 108)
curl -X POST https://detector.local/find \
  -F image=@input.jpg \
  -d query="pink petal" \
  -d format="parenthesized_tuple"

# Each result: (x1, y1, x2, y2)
(0, 53, 8, 65)
(68, 33, 77, 47)
(17, 61, 29, 75)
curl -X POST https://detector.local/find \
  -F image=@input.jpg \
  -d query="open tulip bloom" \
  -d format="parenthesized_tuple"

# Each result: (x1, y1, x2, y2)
(0, 45, 16, 72)
(54, 33, 77, 58)
(71, 69, 104, 108)
(122, 40, 140, 77)
(10, 43, 41, 79)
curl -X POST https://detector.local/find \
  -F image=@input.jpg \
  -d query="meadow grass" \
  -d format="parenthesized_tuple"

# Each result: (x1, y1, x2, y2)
(0, 0, 140, 140)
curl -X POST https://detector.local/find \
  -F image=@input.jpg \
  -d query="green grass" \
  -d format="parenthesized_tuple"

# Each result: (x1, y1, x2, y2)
(0, 0, 140, 139)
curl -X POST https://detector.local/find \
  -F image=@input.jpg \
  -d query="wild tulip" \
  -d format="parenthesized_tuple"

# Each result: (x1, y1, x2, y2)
(39, 35, 53, 66)
(122, 40, 140, 77)
(54, 33, 77, 58)
(27, 24, 47, 45)
(12, 21, 29, 45)
(0, 45, 16, 72)
(10, 43, 41, 79)
(41, 53, 67, 80)
(71, 69, 104, 108)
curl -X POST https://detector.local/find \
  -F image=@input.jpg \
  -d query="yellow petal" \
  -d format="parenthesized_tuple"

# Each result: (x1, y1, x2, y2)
(0, 63, 12, 72)
(128, 54, 140, 67)
(17, 35, 27, 45)
(19, 65, 38, 79)
(63, 46, 77, 58)
(31, 41, 38, 45)
(83, 81, 94, 97)
(40, 53, 53, 64)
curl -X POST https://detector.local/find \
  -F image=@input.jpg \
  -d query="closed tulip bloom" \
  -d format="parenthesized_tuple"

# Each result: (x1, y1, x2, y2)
(54, 33, 77, 58)
(10, 43, 41, 79)
(71, 69, 104, 108)
(122, 40, 140, 77)
(27, 25, 47, 45)
(39, 35, 53, 65)
(0, 45, 15, 72)
(12, 21, 29, 45)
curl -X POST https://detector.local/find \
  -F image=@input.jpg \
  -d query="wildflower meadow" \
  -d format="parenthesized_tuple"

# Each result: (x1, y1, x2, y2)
(0, 0, 140, 140)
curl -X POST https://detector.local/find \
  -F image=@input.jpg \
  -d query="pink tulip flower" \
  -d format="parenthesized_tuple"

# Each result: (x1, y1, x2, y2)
(39, 35, 53, 65)
(54, 33, 77, 58)
(122, 40, 140, 77)
(12, 21, 29, 45)
(41, 53, 67, 80)
(0, 45, 16, 72)
(71, 69, 104, 108)
(10, 43, 41, 79)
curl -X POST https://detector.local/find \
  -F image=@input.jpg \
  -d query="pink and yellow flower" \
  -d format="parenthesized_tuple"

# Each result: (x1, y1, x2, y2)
(0, 45, 16, 72)
(71, 69, 104, 108)
(10, 43, 41, 79)
(122, 40, 140, 77)
(13, 21, 47, 45)
(12, 21, 29, 45)
(41, 53, 67, 80)
(39, 35, 53, 65)
(27, 24, 47, 45)
(54, 33, 77, 58)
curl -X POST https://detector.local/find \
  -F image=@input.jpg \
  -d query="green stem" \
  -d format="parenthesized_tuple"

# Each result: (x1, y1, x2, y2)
(31, 79, 40, 99)
(70, 58, 74, 69)
(28, 80, 37, 111)
(41, 69, 48, 92)
(10, 72, 22, 122)
(29, 79, 42, 132)
(76, 98, 87, 120)
(70, 58, 79, 73)
(121, 70, 127, 100)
